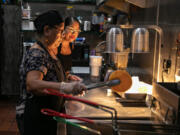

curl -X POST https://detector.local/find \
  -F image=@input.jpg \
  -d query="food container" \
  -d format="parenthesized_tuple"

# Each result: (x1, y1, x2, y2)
(89, 56, 102, 82)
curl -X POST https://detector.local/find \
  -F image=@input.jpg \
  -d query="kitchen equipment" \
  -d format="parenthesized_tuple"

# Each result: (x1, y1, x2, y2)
(61, 86, 179, 135)
(102, 27, 130, 75)
(86, 79, 120, 90)
(104, 69, 114, 82)
(41, 108, 94, 123)
(123, 93, 147, 100)
(109, 70, 132, 93)
(131, 28, 149, 53)
(106, 27, 124, 53)
(53, 117, 101, 135)
(87, 70, 132, 93)
(152, 82, 180, 125)
(111, 52, 129, 69)
(43, 89, 120, 135)
(84, 21, 91, 31)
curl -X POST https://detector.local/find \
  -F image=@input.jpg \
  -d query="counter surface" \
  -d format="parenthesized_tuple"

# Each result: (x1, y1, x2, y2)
(65, 87, 151, 119)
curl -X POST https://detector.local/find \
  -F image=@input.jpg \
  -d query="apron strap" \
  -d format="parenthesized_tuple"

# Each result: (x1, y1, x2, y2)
(36, 41, 66, 82)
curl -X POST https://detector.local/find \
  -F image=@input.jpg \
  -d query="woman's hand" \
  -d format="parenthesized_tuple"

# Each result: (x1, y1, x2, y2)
(59, 82, 86, 95)
(68, 74, 82, 81)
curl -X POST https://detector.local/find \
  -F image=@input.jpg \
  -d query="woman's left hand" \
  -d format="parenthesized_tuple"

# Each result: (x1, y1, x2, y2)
(68, 74, 82, 81)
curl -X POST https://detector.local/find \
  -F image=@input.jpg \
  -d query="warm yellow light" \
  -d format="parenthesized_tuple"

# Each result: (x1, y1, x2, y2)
(175, 75, 180, 82)
(138, 81, 152, 95)
(125, 76, 152, 95)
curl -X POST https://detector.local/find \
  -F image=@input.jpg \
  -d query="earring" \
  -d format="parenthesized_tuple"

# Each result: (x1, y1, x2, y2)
(45, 39, 49, 44)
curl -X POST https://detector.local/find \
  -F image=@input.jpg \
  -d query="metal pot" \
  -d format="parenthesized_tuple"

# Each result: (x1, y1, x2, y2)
(131, 28, 149, 53)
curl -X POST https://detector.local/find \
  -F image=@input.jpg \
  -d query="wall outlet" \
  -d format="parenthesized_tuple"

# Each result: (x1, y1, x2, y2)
(163, 59, 171, 73)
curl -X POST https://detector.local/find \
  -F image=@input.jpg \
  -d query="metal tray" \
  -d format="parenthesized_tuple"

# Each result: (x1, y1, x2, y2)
(123, 93, 147, 100)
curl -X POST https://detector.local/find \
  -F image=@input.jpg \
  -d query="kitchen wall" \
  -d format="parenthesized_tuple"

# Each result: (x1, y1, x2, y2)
(130, 0, 180, 83)
(158, 0, 180, 82)
(0, 6, 3, 94)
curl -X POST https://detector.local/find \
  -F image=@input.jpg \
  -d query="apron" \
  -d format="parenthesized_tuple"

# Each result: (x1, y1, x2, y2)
(23, 41, 66, 135)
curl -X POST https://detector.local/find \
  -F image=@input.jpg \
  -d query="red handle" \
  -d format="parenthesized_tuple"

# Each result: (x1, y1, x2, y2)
(44, 89, 100, 108)
(41, 108, 94, 124)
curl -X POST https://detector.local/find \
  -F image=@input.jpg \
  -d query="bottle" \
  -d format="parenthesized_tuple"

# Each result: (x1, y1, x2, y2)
(26, 3, 31, 19)
(90, 50, 96, 56)
(99, 14, 104, 24)
(92, 13, 98, 25)
(99, 14, 104, 32)
(84, 47, 89, 60)
(22, 3, 31, 19)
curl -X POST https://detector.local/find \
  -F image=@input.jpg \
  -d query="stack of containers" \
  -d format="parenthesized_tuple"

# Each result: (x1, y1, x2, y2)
(89, 56, 102, 82)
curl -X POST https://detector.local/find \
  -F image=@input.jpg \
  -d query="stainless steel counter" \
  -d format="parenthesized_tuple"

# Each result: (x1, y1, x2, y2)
(64, 74, 179, 135)
(65, 87, 151, 119)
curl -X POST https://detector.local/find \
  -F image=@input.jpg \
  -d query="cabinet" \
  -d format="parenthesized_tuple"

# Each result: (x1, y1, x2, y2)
(1, 5, 22, 95)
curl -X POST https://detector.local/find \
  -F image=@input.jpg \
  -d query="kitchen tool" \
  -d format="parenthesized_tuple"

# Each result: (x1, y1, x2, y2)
(109, 70, 132, 93)
(86, 79, 120, 90)
(106, 27, 124, 53)
(41, 108, 94, 123)
(43, 89, 119, 135)
(44, 89, 102, 108)
(87, 70, 132, 93)
(131, 28, 149, 53)
(53, 117, 101, 135)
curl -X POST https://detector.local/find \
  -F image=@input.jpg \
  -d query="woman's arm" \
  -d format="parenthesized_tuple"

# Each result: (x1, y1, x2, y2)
(26, 70, 61, 95)
(26, 70, 86, 95)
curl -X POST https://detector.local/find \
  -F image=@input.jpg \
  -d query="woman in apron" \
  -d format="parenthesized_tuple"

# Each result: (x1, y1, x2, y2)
(16, 10, 86, 135)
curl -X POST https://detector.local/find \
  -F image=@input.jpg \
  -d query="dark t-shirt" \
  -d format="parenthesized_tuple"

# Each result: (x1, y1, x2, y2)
(57, 43, 73, 72)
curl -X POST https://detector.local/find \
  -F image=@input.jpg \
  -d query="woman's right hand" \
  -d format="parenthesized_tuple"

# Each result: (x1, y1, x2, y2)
(59, 82, 86, 95)
(67, 74, 82, 82)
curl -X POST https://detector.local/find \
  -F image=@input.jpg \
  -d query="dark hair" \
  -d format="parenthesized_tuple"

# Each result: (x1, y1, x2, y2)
(64, 17, 80, 28)
(34, 10, 63, 34)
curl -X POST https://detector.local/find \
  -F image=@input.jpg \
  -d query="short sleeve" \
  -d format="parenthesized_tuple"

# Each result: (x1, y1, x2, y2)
(25, 49, 48, 75)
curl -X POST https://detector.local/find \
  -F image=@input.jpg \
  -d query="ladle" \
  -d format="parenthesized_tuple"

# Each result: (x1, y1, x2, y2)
(87, 70, 132, 93)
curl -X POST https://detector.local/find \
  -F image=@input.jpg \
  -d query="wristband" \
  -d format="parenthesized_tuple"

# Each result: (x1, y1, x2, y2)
(59, 82, 66, 93)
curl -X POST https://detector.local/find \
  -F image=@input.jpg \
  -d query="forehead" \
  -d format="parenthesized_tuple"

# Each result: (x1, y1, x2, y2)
(69, 21, 79, 29)
(56, 23, 64, 30)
